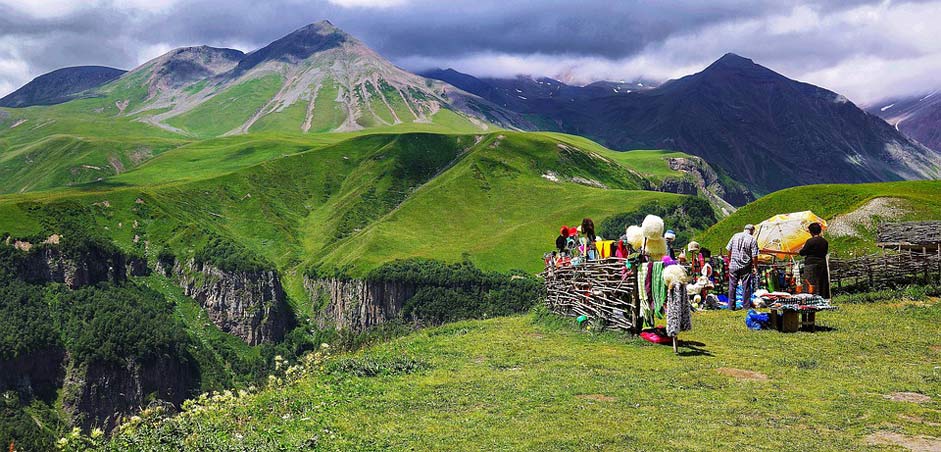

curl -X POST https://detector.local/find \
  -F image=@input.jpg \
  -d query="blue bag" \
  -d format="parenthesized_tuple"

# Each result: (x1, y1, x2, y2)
(745, 309, 770, 330)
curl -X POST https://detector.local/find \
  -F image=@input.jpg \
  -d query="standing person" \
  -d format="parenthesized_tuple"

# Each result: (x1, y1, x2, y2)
(799, 222, 830, 298)
(581, 218, 596, 243)
(580, 218, 597, 260)
(664, 230, 677, 260)
(555, 226, 571, 254)
(725, 224, 759, 311)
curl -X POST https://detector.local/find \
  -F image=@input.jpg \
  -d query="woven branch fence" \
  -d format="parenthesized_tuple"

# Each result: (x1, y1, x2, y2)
(541, 258, 641, 334)
(830, 246, 941, 292)
(539, 247, 939, 333)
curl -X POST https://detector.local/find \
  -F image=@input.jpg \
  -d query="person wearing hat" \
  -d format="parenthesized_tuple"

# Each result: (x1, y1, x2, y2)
(725, 224, 759, 310)
(686, 240, 702, 273)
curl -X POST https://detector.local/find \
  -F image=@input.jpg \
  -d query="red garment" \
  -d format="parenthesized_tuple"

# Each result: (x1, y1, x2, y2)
(615, 240, 628, 259)
(640, 327, 672, 344)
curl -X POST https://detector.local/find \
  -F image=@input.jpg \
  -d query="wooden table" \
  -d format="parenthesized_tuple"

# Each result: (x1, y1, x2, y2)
(769, 308, 823, 332)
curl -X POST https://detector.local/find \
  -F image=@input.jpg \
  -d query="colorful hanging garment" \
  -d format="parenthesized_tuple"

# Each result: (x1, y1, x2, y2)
(652, 262, 666, 320)
(596, 240, 615, 259)
(638, 263, 650, 323)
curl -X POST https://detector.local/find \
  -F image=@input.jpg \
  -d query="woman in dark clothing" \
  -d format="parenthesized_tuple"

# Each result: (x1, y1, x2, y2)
(581, 218, 596, 243)
(799, 222, 830, 298)
(555, 226, 570, 254)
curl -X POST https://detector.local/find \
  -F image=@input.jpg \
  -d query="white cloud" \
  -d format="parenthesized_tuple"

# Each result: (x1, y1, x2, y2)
(0, 0, 85, 18)
(400, 51, 701, 85)
(0, 0, 179, 18)
(0, 39, 31, 98)
(136, 42, 175, 65)
(326, 0, 407, 8)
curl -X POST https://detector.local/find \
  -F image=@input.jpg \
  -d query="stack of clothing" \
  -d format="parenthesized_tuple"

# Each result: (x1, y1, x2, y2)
(768, 294, 838, 311)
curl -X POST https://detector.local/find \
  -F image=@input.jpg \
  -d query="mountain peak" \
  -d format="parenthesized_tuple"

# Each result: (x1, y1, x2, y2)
(693, 52, 782, 82)
(715, 53, 754, 67)
(234, 20, 352, 73)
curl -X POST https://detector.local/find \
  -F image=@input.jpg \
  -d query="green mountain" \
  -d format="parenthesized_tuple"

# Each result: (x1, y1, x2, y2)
(0, 21, 524, 195)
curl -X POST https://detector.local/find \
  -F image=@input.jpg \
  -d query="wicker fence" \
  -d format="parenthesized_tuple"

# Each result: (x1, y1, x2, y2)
(542, 258, 641, 333)
(539, 248, 939, 334)
(830, 247, 941, 292)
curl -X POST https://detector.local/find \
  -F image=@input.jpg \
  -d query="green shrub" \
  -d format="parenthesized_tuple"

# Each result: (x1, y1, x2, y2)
(193, 235, 273, 273)
(0, 396, 62, 452)
(55, 283, 190, 366)
(329, 354, 428, 377)
(367, 259, 543, 326)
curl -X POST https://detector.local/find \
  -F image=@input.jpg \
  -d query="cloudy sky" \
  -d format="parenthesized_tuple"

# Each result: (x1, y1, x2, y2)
(1, 0, 939, 105)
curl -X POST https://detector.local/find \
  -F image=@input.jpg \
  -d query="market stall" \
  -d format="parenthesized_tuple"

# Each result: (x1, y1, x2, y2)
(751, 211, 837, 331)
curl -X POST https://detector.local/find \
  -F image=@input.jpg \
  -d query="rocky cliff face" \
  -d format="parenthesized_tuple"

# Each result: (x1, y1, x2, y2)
(167, 259, 293, 345)
(0, 346, 65, 402)
(13, 245, 139, 288)
(304, 277, 416, 332)
(62, 355, 196, 432)
(662, 156, 753, 214)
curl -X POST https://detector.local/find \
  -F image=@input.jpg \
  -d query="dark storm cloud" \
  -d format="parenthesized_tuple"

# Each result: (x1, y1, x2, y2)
(1, 0, 940, 103)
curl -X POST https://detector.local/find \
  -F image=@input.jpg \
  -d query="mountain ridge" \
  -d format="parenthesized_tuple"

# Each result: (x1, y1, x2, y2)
(0, 66, 126, 107)
(869, 89, 941, 153)
(426, 53, 941, 198)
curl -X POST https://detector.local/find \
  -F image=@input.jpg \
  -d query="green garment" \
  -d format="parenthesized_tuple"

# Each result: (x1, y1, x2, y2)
(652, 262, 666, 320)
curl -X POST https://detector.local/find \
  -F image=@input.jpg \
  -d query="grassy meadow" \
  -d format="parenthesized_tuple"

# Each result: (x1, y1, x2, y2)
(71, 293, 941, 451)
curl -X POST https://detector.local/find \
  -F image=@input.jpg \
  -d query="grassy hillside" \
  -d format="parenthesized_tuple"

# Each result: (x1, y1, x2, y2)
(0, 103, 486, 195)
(79, 298, 941, 451)
(0, 130, 706, 449)
(0, 131, 700, 283)
(697, 180, 941, 256)
(312, 133, 678, 273)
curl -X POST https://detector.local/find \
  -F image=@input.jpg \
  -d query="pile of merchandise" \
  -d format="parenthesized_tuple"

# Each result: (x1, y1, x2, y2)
(766, 293, 838, 312)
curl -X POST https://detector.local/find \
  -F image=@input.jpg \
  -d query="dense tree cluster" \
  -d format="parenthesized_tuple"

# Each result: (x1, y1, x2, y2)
(194, 235, 273, 273)
(0, 278, 58, 361)
(368, 259, 543, 325)
(55, 283, 189, 365)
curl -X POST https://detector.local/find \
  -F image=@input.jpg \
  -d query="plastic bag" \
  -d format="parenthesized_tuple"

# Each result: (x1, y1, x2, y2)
(745, 309, 770, 330)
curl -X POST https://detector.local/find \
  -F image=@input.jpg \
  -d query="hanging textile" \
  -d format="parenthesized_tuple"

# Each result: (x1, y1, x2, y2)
(596, 240, 615, 259)
(637, 263, 649, 302)
(690, 252, 703, 278)
(666, 282, 692, 337)
(637, 263, 651, 324)
(652, 262, 666, 320)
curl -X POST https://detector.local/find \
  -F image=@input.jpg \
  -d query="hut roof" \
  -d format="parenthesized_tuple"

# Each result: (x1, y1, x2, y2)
(877, 221, 941, 250)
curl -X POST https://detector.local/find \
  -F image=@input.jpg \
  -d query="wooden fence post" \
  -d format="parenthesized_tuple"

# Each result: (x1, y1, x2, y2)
(923, 247, 929, 284)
